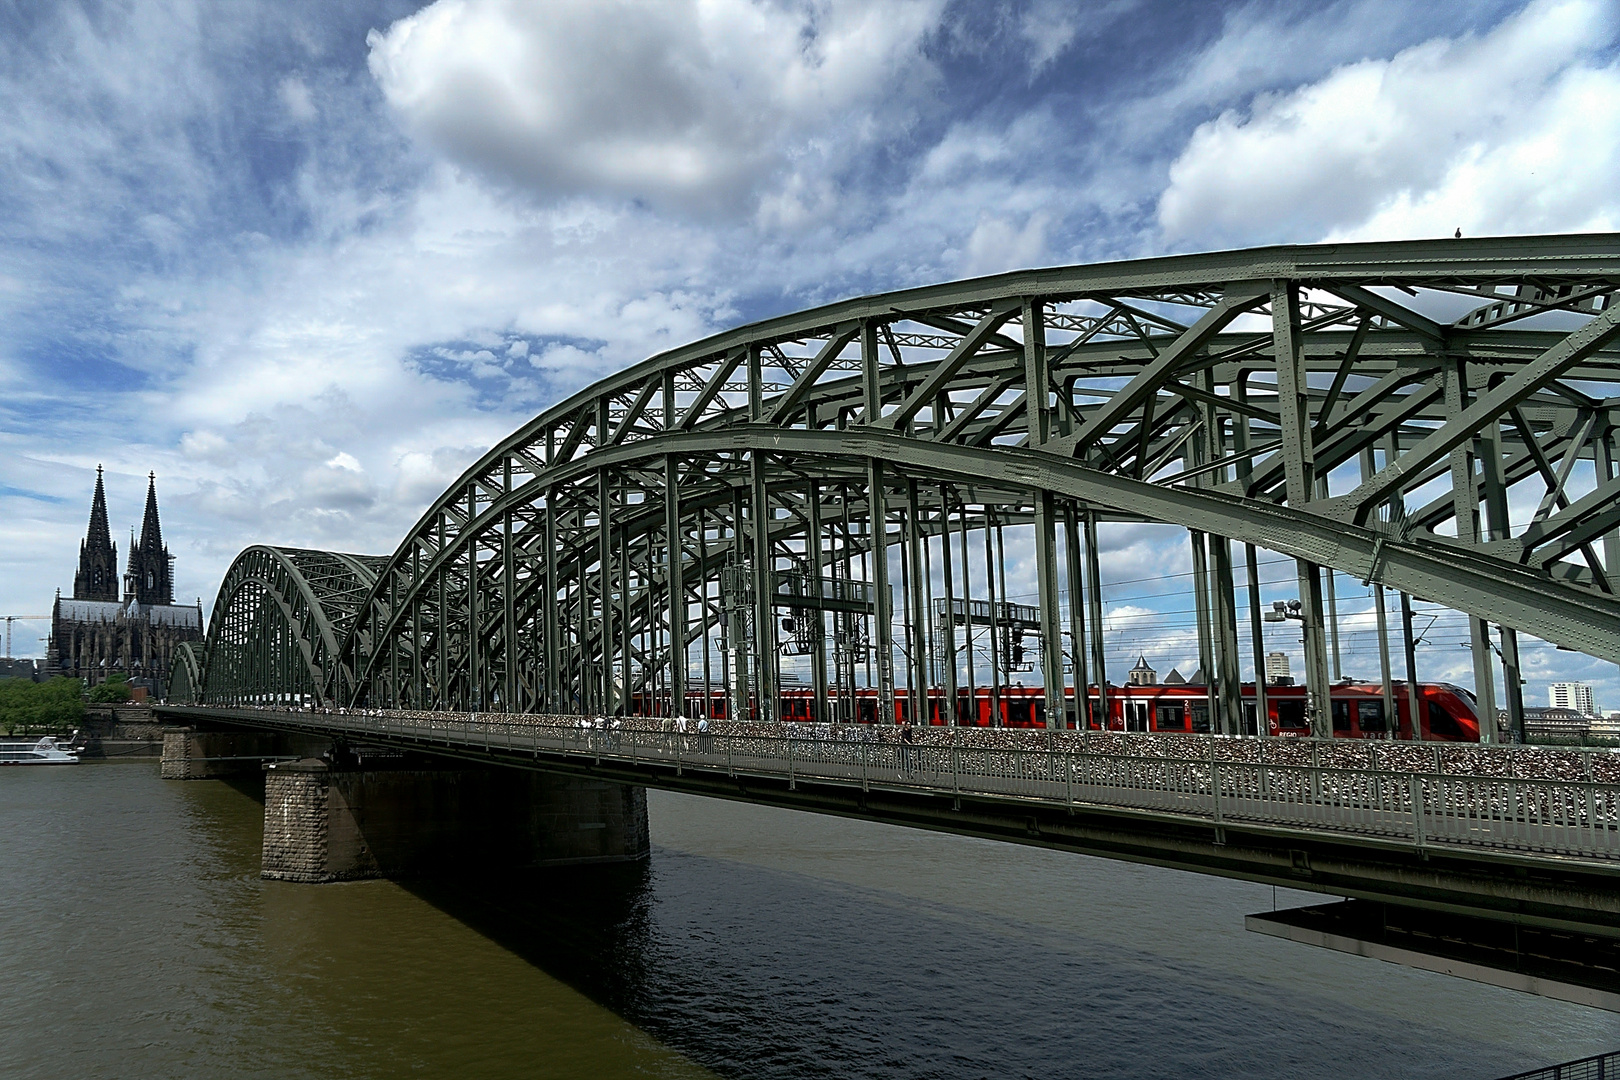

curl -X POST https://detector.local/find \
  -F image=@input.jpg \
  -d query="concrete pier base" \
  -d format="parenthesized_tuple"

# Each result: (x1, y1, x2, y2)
(261, 760, 650, 883)
(160, 730, 311, 779)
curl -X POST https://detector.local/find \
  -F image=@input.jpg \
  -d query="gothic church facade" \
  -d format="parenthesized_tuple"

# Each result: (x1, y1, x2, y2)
(45, 467, 203, 694)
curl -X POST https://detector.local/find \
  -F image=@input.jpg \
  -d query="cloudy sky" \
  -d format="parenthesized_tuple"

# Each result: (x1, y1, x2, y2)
(4, 0, 1619, 709)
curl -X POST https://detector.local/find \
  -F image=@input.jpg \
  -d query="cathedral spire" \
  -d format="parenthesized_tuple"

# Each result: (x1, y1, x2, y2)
(88, 465, 112, 551)
(129, 472, 174, 606)
(72, 465, 119, 602)
(139, 472, 163, 555)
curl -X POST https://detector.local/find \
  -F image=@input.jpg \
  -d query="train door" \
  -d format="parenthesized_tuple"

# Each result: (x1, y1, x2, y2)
(858, 697, 876, 724)
(1331, 699, 1351, 734)
(1242, 703, 1258, 736)
(1125, 700, 1149, 731)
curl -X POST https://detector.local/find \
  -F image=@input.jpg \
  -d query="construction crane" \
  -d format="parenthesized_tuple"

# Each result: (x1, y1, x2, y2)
(3, 615, 50, 661)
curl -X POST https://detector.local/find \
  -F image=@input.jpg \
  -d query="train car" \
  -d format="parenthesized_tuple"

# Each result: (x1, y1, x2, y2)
(633, 678, 1482, 742)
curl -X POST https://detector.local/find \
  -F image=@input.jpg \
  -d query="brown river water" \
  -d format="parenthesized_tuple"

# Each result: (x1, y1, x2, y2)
(0, 761, 1615, 1079)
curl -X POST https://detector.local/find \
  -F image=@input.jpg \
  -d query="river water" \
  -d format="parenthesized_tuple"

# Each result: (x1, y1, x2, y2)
(0, 762, 1615, 1079)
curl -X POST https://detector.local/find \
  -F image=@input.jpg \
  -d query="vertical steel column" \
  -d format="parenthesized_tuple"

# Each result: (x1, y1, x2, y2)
(597, 469, 615, 716)
(906, 479, 929, 722)
(1480, 413, 1524, 742)
(729, 485, 749, 721)
(860, 321, 895, 722)
(957, 494, 977, 723)
(1233, 374, 1264, 736)
(1035, 491, 1065, 729)
(1190, 529, 1216, 728)
(869, 463, 895, 722)
(437, 519, 448, 710)
(750, 454, 776, 724)
(466, 484, 481, 711)
(412, 546, 424, 709)
(665, 455, 686, 719)
(983, 510, 1002, 727)
(1023, 297, 1064, 729)
(807, 479, 829, 723)
(748, 344, 777, 724)
(502, 509, 517, 712)
(1245, 545, 1268, 736)
(1402, 591, 1423, 740)
(1084, 510, 1109, 728)
(543, 492, 559, 712)
(1443, 355, 1498, 743)
(1197, 370, 1242, 734)
(1063, 504, 1091, 729)
(1211, 536, 1242, 735)
(1272, 281, 1332, 738)
(939, 482, 959, 725)
(698, 507, 712, 719)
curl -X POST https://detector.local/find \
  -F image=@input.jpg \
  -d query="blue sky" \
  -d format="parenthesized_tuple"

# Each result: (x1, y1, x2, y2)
(3, 0, 1619, 709)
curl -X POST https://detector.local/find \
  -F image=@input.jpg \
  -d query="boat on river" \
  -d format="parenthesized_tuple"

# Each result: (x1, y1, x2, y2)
(0, 737, 80, 765)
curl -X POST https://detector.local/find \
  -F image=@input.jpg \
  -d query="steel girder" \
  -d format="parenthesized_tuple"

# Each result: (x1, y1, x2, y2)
(201, 236, 1620, 740)
(192, 546, 386, 706)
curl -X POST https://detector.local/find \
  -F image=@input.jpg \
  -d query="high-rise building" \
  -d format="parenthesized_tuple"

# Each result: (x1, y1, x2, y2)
(1549, 682, 1596, 716)
(1265, 651, 1292, 686)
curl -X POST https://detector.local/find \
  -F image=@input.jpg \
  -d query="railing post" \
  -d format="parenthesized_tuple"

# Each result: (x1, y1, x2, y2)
(1413, 774, 1427, 850)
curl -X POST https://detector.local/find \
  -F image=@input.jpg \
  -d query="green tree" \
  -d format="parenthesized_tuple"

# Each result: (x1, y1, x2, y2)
(88, 672, 132, 704)
(0, 677, 86, 735)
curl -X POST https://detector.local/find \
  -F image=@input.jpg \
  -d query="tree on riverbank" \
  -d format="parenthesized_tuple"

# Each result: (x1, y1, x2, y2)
(87, 672, 132, 704)
(0, 677, 86, 735)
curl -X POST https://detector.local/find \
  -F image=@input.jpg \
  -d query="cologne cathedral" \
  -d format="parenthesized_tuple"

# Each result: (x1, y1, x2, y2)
(45, 467, 203, 694)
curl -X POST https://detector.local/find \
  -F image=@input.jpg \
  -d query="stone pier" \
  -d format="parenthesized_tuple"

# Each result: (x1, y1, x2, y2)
(260, 760, 650, 883)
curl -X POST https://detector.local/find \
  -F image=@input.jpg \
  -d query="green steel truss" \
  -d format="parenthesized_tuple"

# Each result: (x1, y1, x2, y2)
(187, 236, 1620, 740)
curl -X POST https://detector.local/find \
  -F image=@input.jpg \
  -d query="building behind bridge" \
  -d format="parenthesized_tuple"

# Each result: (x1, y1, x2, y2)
(44, 467, 202, 695)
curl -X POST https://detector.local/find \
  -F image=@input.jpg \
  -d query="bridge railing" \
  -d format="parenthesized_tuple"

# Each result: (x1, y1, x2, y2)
(191, 709, 1620, 862)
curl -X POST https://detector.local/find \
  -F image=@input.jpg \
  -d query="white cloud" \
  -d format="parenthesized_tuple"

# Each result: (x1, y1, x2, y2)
(1158, 0, 1620, 245)
(366, 0, 945, 215)
(278, 75, 317, 122)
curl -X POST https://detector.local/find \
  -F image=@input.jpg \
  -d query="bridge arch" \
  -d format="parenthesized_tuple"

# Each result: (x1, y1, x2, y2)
(193, 546, 386, 706)
(207, 237, 1620, 739)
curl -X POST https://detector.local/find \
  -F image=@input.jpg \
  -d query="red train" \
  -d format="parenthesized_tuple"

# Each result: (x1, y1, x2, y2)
(634, 681, 1482, 741)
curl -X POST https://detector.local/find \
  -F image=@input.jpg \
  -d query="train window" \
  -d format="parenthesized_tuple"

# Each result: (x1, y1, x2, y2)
(1008, 700, 1032, 726)
(858, 698, 876, 724)
(1426, 701, 1465, 740)
(1357, 700, 1386, 732)
(1331, 700, 1351, 732)
(1276, 700, 1307, 729)
(1190, 705, 1210, 733)
(1155, 705, 1185, 731)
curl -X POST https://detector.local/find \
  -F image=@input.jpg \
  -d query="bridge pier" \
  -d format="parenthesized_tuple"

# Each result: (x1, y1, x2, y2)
(260, 759, 649, 883)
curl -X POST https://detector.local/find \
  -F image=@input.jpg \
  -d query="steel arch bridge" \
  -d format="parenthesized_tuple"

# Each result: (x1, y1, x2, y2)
(181, 235, 1620, 742)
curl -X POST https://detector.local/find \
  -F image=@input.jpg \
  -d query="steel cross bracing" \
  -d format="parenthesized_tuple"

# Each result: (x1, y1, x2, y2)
(182, 236, 1620, 742)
